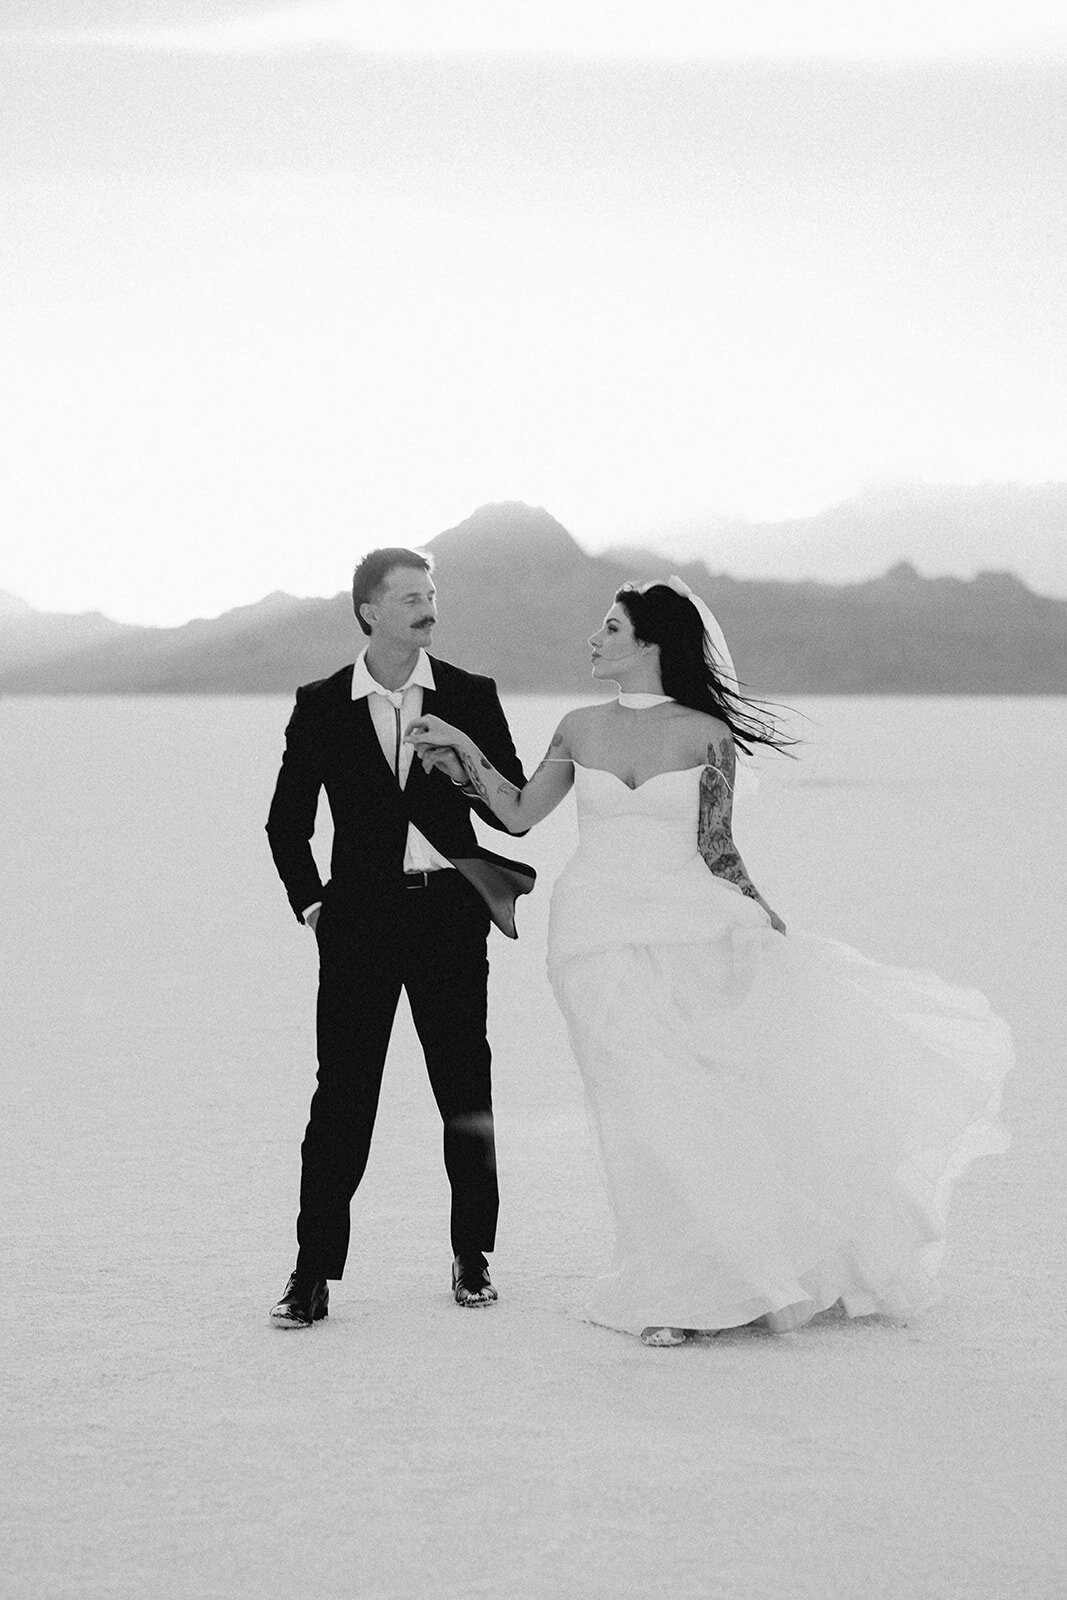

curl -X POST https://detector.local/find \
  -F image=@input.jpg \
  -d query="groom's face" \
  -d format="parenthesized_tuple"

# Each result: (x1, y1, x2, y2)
(365, 565, 438, 649)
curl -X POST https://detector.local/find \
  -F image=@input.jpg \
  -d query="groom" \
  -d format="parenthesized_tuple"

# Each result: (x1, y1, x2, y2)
(265, 547, 534, 1327)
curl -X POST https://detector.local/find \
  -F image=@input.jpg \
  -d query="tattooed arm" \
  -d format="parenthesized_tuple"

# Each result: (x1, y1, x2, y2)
(406, 714, 574, 832)
(698, 732, 786, 934)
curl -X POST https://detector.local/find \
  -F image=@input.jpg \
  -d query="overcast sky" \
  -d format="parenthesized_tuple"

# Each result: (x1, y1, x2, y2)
(2, 2, 1065, 622)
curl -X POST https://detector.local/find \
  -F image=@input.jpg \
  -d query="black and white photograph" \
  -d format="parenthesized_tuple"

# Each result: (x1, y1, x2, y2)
(2, 3, 1065, 1596)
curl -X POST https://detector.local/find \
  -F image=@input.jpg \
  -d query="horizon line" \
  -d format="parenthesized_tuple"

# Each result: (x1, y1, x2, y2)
(3, 555, 1059, 631)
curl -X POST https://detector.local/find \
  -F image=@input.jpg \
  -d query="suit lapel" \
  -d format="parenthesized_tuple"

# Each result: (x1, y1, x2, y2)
(419, 668, 441, 719)
(421, 658, 463, 733)
(404, 676, 439, 807)
(348, 687, 401, 792)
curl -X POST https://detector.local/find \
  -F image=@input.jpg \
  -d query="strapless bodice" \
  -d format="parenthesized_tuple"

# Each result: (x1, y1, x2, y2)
(548, 762, 769, 971)
(573, 762, 708, 870)
(574, 762, 706, 807)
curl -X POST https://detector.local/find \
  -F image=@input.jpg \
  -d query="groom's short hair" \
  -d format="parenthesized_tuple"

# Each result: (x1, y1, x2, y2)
(352, 547, 434, 635)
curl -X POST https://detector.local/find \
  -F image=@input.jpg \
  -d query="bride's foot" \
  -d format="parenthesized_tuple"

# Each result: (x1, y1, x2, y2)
(640, 1326, 687, 1347)
(753, 1306, 808, 1334)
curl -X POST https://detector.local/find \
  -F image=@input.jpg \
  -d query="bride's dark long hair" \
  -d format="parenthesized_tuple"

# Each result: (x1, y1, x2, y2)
(615, 583, 795, 757)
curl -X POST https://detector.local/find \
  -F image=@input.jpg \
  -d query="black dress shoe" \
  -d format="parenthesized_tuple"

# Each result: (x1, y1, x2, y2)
(269, 1270, 329, 1328)
(452, 1253, 498, 1307)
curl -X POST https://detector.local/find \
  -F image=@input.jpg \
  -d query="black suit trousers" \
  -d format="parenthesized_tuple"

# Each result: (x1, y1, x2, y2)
(295, 872, 498, 1278)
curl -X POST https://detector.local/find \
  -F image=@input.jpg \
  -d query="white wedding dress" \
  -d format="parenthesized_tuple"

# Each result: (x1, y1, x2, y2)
(547, 762, 1013, 1336)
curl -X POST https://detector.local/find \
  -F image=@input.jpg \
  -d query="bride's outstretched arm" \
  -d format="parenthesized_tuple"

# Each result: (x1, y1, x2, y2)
(699, 732, 787, 934)
(406, 714, 574, 832)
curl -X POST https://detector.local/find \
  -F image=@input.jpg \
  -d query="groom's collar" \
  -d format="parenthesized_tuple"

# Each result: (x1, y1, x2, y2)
(351, 647, 436, 701)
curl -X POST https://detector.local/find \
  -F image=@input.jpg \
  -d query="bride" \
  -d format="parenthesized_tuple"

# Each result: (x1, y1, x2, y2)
(407, 579, 1012, 1347)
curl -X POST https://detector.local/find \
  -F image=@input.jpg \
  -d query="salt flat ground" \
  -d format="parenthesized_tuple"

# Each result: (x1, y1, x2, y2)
(2, 694, 1065, 1600)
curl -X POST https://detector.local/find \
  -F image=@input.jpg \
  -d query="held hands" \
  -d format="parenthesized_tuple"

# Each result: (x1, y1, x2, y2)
(406, 713, 465, 751)
(405, 715, 469, 785)
(420, 746, 468, 784)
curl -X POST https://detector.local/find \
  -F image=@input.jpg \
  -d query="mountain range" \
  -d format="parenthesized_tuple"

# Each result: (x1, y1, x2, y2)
(2, 500, 1065, 694)
(614, 481, 1067, 596)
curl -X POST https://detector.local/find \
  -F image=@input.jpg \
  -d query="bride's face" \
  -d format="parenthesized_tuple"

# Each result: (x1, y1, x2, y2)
(589, 604, 645, 680)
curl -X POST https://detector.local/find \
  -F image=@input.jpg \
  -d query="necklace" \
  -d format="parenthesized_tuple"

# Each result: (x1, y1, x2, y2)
(617, 692, 673, 709)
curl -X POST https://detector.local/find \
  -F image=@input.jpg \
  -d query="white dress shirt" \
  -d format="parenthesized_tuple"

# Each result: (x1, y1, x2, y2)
(302, 647, 452, 925)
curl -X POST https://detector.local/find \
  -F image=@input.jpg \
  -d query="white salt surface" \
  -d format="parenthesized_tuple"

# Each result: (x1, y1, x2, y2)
(2, 694, 1064, 1599)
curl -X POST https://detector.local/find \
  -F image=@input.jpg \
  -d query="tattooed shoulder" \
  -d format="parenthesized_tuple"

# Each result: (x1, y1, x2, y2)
(698, 735, 735, 845)
(543, 720, 571, 761)
(705, 731, 736, 785)
(528, 722, 572, 782)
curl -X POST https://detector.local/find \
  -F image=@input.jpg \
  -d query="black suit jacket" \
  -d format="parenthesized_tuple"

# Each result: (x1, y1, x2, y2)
(266, 656, 535, 936)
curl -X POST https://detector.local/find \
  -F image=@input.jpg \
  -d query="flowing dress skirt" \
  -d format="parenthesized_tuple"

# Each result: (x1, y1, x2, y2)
(547, 766, 1013, 1336)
